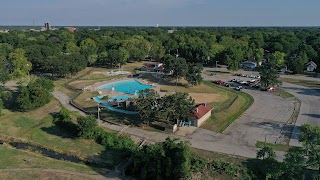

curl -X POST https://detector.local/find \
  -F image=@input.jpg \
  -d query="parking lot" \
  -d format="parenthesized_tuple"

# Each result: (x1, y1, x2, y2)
(203, 68, 295, 146)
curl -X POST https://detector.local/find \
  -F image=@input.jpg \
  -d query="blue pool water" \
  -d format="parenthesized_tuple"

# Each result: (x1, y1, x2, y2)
(98, 80, 153, 94)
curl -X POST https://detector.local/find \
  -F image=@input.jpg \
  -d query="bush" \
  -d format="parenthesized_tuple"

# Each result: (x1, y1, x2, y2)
(77, 115, 98, 139)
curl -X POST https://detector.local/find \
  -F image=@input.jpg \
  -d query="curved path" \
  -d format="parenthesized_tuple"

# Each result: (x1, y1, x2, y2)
(281, 82, 320, 146)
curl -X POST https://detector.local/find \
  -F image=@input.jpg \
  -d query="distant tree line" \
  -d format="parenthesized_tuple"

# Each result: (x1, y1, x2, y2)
(0, 27, 319, 80)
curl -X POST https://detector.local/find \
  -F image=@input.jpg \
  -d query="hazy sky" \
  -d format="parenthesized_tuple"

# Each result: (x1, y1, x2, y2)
(0, 0, 319, 26)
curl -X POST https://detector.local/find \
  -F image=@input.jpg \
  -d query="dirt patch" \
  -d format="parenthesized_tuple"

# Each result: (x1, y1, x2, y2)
(189, 93, 224, 104)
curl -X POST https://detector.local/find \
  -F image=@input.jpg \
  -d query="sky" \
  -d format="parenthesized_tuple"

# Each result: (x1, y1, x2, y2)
(0, 0, 319, 26)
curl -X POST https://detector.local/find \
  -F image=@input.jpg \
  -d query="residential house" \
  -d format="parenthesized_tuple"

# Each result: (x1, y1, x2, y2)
(305, 61, 317, 72)
(240, 61, 257, 69)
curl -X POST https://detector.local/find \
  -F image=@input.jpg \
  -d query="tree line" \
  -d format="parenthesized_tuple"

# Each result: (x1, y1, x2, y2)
(1, 27, 320, 80)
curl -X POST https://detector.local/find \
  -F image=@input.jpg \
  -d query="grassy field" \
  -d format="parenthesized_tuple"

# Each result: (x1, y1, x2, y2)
(275, 88, 295, 99)
(281, 77, 320, 90)
(0, 171, 99, 180)
(0, 145, 97, 174)
(73, 91, 99, 108)
(201, 82, 254, 133)
(255, 141, 291, 152)
(0, 99, 123, 165)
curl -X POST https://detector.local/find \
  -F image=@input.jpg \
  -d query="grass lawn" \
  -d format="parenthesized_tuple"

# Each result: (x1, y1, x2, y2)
(280, 77, 320, 90)
(0, 145, 97, 174)
(255, 141, 291, 152)
(0, 99, 123, 166)
(73, 91, 99, 108)
(275, 88, 295, 99)
(0, 171, 98, 180)
(201, 82, 254, 133)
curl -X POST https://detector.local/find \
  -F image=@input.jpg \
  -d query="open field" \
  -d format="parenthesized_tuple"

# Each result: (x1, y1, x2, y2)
(280, 77, 320, 90)
(274, 88, 295, 99)
(73, 91, 99, 108)
(0, 145, 97, 174)
(0, 99, 123, 166)
(201, 83, 254, 133)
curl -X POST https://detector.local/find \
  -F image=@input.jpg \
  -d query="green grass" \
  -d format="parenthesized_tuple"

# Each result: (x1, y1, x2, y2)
(276, 89, 295, 99)
(0, 99, 123, 165)
(201, 82, 254, 133)
(0, 145, 97, 174)
(255, 141, 291, 152)
(281, 77, 320, 90)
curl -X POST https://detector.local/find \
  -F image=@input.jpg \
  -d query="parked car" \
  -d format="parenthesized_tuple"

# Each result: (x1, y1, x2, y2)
(234, 86, 243, 91)
(239, 81, 247, 84)
(210, 73, 216, 76)
(225, 83, 233, 87)
(230, 79, 237, 82)
(241, 74, 247, 77)
(233, 73, 241, 76)
(256, 75, 261, 79)
(268, 87, 276, 91)
(250, 79, 256, 83)
(215, 80, 225, 85)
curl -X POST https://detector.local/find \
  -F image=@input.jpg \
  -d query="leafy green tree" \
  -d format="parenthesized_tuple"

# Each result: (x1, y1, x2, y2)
(283, 147, 306, 180)
(256, 147, 284, 179)
(88, 54, 98, 65)
(16, 78, 53, 111)
(259, 65, 282, 89)
(80, 38, 97, 58)
(64, 42, 80, 54)
(269, 51, 286, 69)
(254, 48, 264, 65)
(0, 59, 10, 84)
(159, 92, 195, 124)
(186, 63, 203, 86)
(299, 124, 320, 178)
(133, 138, 192, 180)
(9, 48, 32, 81)
(136, 89, 160, 124)
(288, 52, 308, 74)
(108, 48, 129, 69)
(0, 87, 11, 116)
(166, 57, 188, 86)
(77, 115, 98, 139)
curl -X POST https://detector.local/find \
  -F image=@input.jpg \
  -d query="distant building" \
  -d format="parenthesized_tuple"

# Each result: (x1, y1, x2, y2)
(0, 29, 9, 33)
(305, 61, 317, 72)
(65, 27, 77, 33)
(168, 29, 176, 34)
(141, 61, 164, 72)
(240, 61, 257, 69)
(44, 23, 51, 30)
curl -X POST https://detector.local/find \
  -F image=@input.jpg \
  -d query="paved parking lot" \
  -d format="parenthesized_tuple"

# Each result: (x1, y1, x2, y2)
(202, 68, 295, 146)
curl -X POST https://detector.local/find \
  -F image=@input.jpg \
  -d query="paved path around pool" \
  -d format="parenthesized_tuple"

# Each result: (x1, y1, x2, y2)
(53, 90, 286, 160)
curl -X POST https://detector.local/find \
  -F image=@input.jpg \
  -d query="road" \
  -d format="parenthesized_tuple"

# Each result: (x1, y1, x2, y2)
(204, 67, 320, 146)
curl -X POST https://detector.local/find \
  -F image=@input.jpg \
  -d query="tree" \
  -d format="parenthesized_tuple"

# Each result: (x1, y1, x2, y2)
(16, 78, 53, 111)
(136, 89, 160, 124)
(0, 87, 11, 116)
(88, 54, 98, 65)
(283, 147, 306, 180)
(171, 57, 188, 85)
(80, 38, 97, 58)
(108, 48, 129, 69)
(133, 138, 192, 180)
(254, 48, 264, 65)
(186, 63, 203, 86)
(269, 51, 286, 69)
(288, 52, 308, 74)
(259, 65, 282, 89)
(159, 92, 195, 124)
(0, 59, 10, 84)
(9, 48, 32, 81)
(256, 147, 284, 179)
(299, 124, 320, 178)
(77, 115, 98, 139)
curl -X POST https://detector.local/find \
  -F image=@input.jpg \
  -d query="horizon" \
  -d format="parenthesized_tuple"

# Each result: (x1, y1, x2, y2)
(1, 0, 319, 27)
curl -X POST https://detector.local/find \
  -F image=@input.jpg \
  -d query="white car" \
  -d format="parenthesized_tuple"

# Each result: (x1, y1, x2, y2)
(256, 75, 261, 79)
(239, 81, 247, 84)
(250, 79, 256, 83)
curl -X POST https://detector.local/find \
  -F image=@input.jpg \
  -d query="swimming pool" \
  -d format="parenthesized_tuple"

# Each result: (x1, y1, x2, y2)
(98, 80, 153, 94)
